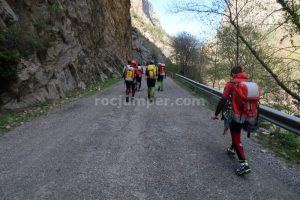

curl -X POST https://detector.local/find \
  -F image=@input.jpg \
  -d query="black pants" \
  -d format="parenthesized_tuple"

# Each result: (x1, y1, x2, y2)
(125, 81, 135, 97)
(157, 75, 164, 82)
(136, 77, 142, 89)
(147, 78, 156, 87)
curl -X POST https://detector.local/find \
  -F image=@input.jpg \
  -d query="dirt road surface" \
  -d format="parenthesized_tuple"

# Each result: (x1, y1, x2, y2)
(0, 78, 299, 200)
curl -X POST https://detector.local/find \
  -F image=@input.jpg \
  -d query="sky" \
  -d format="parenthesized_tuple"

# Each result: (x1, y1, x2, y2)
(150, 0, 222, 41)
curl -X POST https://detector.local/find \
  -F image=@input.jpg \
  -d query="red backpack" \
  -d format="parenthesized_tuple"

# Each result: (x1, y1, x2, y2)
(159, 64, 166, 76)
(231, 81, 261, 134)
(137, 66, 143, 77)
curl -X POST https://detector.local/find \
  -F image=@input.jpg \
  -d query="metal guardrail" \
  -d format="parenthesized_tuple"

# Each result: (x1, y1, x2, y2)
(175, 73, 300, 135)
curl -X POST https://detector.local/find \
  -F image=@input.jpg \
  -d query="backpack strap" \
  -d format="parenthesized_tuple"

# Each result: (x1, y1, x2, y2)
(230, 79, 238, 85)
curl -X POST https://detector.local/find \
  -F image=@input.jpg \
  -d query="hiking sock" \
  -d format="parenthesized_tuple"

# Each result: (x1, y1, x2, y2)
(239, 160, 248, 166)
(236, 166, 251, 175)
(236, 160, 251, 175)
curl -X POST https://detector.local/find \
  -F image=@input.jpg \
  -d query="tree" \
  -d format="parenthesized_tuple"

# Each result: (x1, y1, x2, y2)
(277, 0, 300, 32)
(170, 0, 300, 103)
(171, 32, 199, 76)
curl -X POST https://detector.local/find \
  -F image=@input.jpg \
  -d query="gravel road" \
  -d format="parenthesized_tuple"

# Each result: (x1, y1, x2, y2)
(0, 78, 299, 200)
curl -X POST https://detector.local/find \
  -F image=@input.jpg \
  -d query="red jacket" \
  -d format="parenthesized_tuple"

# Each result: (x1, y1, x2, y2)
(222, 72, 248, 99)
(215, 72, 249, 116)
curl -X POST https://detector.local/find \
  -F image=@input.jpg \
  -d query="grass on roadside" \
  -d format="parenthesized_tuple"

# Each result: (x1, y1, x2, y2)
(173, 76, 300, 168)
(253, 121, 300, 167)
(0, 77, 121, 135)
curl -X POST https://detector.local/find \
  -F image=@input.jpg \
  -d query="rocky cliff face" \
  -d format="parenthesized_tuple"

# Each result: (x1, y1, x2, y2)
(0, 0, 132, 109)
(131, 27, 165, 65)
(131, 0, 160, 27)
(130, 0, 172, 64)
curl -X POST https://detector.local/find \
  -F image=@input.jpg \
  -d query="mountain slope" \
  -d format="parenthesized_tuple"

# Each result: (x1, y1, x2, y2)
(130, 0, 173, 63)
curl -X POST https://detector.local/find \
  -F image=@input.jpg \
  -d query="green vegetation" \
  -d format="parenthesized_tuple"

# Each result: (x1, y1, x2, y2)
(0, 101, 53, 134)
(171, 32, 201, 79)
(0, 78, 121, 135)
(0, 49, 18, 94)
(166, 58, 180, 73)
(47, 3, 60, 15)
(254, 122, 300, 167)
(202, 25, 299, 114)
(1, 26, 50, 59)
(0, 30, 19, 94)
(0, 26, 50, 94)
(130, 9, 138, 19)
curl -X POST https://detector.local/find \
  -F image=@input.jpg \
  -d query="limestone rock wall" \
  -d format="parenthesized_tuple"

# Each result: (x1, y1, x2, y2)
(0, 0, 132, 109)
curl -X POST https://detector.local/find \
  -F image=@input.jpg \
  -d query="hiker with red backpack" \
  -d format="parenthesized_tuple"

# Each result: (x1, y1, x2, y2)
(157, 63, 167, 91)
(212, 66, 261, 176)
(123, 60, 138, 102)
(136, 63, 143, 91)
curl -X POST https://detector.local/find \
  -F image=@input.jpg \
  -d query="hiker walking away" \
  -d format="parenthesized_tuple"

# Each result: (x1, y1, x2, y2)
(157, 63, 166, 91)
(131, 60, 139, 93)
(123, 60, 137, 102)
(212, 66, 261, 176)
(136, 63, 143, 91)
(122, 60, 131, 78)
(145, 61, 158, 102)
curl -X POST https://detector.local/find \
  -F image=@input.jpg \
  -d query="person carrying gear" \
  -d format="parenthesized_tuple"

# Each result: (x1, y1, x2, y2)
(131, 59, 139, 98)
(157, 63, 167, 91)
(122, 60, 131, 79)
(136, 63, 143, 91)
(145, 60, 158, 102)
(212, 65, 261, 176)
(123, 59, 138, 102)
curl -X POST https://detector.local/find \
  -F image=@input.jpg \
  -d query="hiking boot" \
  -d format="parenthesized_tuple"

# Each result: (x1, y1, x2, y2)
(235, 165, 251, 176)
(227, 148, 235, 158)
(126, 97, 129, 103)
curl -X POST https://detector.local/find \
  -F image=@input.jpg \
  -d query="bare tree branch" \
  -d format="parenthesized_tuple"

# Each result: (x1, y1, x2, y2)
(277, 0, 300, 32)
(230, 19, 300, 102)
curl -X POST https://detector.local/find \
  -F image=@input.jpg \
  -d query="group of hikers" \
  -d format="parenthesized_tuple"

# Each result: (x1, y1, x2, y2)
(123, 61, 261, 176)
(122, 59, 167, 102)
